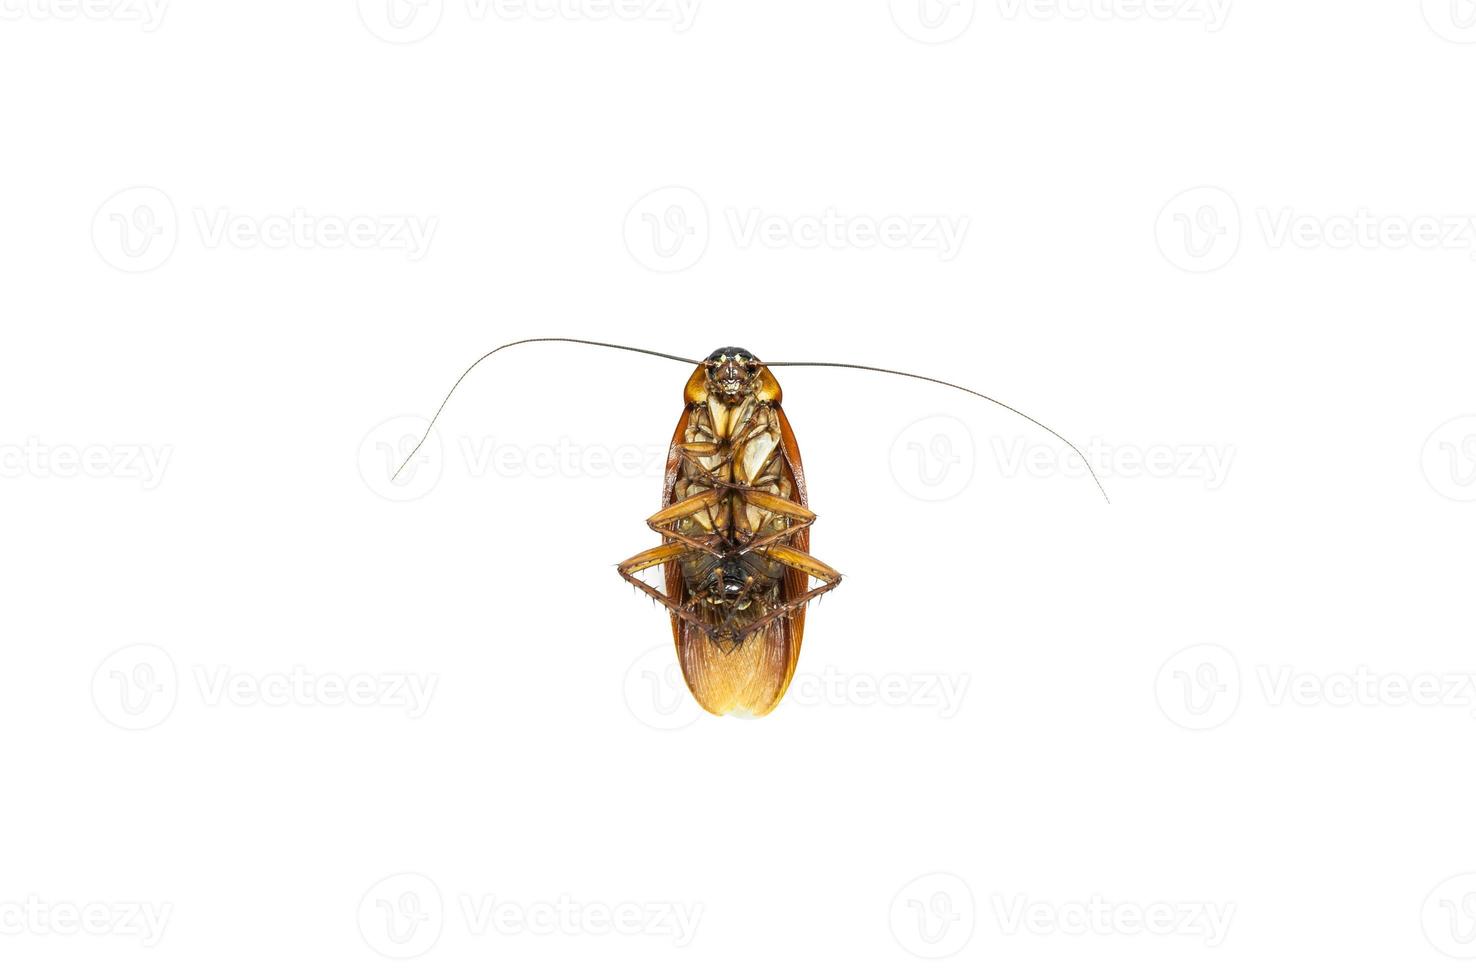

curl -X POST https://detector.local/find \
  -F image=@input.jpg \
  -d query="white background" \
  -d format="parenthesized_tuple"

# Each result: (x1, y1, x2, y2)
(3, 1, 1476, 976)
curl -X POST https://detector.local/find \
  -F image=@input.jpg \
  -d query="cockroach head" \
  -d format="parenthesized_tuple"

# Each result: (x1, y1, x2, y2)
(704, 347, 762, 402)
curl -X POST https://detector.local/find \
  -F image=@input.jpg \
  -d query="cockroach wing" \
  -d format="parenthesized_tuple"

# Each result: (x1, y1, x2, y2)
(661, 402, 813, 718)
(660, 404, 695, 642)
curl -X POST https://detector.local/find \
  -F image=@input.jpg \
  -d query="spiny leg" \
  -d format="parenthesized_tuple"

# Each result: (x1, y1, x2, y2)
(643, 487, 727, 558)
(616, 542, 712, 633)
(732, 543, 843, 638)
(674, 441, 722, 469)
(733, 488, 817, 554)
(713, 565, 768, 638)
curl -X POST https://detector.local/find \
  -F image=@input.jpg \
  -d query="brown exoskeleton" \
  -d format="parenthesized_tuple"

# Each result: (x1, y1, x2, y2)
(394, 338, 1106, 720)
(616, 347, 839, 717)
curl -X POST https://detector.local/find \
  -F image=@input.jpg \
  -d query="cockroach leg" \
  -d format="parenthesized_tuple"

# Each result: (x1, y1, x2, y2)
(732, 543, 842, 637)
(762, 543, 841, 586)
(713, 568, 765, 637)
(643, 488, 726, 558)
(616, 542, 714, 633)
(734, 489, 817, 554)
(676, 441, 721, 463)
(618, 541, 686, 576)
(682, 406, 766, 472)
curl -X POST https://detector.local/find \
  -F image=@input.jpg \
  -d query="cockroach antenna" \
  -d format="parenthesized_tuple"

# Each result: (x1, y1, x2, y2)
(391, 337, 700, 480)
(762, 357, 1111, 504)
(392, 336, 1109, 503)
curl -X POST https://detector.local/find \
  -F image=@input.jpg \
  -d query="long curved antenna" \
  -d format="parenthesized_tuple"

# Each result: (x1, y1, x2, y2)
(764, 358, 1110, 503)
(391, 338, 700, 480)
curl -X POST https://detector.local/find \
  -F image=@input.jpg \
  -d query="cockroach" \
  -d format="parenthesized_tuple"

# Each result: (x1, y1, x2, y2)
(394, 338, 1106, 718)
